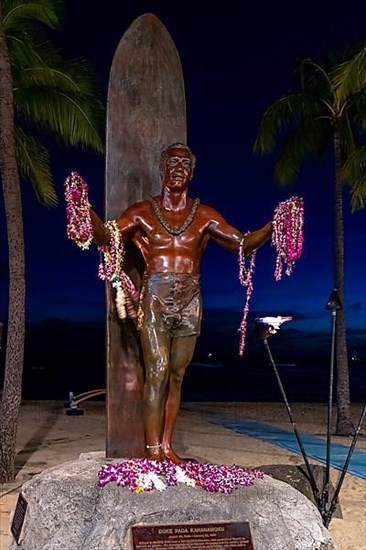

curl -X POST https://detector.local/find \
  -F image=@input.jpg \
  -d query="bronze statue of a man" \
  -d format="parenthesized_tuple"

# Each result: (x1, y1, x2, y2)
(92, 142, 272, 463)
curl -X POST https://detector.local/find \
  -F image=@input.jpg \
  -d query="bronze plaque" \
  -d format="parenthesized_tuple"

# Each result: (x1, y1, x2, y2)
(10, 493, 28, 543)
(131, 521, 253, 549)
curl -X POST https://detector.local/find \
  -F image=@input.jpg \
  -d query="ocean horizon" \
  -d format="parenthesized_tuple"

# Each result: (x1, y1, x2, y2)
(13, 349, 365, 404)
(0, 319, 364, 403)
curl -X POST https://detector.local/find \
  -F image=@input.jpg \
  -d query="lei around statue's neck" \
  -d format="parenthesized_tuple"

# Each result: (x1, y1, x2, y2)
(148, 195, 200, 236)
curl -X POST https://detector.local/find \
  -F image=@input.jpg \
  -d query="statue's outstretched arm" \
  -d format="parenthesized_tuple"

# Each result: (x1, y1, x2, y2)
(207, 206, 272, 254)
(241, 221, 272, 255)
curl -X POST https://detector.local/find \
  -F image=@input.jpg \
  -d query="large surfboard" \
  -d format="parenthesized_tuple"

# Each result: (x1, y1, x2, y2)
(105, 13, 187, 458)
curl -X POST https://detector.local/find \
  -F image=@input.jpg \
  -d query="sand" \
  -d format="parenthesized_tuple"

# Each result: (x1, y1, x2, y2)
(1, 401, 365, 549)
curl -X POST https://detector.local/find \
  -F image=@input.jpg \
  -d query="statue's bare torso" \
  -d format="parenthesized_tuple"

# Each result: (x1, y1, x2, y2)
(117, 197, 244, 275)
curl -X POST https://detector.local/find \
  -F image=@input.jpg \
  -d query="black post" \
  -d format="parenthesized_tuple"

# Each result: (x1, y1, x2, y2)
(255, 305, 364, 529)
(255, 318, 321, 507)
(263, 338, 320, 505)
(320, 289, 342, 515)
(323, 403, 366, 527)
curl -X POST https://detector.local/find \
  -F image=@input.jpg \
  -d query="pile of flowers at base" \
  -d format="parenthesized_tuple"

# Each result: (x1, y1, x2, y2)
(98, 459, 264, 494)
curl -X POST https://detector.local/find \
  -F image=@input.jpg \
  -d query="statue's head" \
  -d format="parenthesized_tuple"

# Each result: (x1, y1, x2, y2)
(160, 143, 196, 181)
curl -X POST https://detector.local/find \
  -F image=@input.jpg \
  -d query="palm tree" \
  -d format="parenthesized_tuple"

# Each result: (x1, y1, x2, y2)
(0, 0, 104, 482)
(254, 51, 366, 435)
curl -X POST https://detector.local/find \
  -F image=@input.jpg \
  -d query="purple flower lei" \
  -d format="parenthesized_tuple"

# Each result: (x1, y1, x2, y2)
(64, 172, 93, 250)
(238, 237, 256, 357)
(272, 196, 304, 281)
(98, 459, 263, 494)
(64, 172, 139, 320)
(237, 196, 304, 355)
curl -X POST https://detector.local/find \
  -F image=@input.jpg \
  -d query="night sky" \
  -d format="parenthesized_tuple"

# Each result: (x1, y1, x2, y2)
(0, 0, 365, 381)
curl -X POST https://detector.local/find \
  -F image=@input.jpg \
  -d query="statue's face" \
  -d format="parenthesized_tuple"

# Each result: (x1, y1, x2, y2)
(163, 147, 193, 191)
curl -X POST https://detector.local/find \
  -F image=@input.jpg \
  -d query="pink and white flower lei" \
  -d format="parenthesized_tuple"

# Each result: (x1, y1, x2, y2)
(64, 172, 139, 320)
(237, 196, 304, 355)
(238, 237, 256, 357)
(64, 171, 93, 250)
(97, 220, 125, 282)
(98, 458, 263, 494)
(97, 221, 139, 320)
(272, 196, 304, 281)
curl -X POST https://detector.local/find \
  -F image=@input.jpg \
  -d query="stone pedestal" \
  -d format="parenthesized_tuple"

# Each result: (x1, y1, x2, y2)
(8, 453, 335, 550)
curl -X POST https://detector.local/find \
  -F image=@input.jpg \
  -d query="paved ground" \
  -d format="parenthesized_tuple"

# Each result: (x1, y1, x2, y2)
(1, 400, 365, 549)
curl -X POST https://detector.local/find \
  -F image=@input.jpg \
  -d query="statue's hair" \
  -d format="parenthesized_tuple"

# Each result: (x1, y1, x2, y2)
(159, 142, 196, 177)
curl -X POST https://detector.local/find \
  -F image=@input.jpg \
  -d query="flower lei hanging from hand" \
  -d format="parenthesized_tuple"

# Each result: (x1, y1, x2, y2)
(64, 172, 139, 320)
(238, 237, 256, 356)
(272, 196, 304, 281)
(64, 172, 94, 250)
(237, 196, 304, 355)
(97, 221, 139, 320)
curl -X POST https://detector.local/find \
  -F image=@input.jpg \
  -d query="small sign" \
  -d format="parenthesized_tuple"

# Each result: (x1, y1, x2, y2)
(11, 493, 28, 544)
(132, 521, 253, 549)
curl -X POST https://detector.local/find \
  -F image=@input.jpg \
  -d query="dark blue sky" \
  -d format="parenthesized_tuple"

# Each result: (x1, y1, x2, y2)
(1, 0, 365, 362)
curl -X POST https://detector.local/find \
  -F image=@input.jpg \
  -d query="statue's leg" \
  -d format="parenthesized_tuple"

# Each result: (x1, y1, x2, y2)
(140, 327, 171, 461)
(161, 335, 197, 463)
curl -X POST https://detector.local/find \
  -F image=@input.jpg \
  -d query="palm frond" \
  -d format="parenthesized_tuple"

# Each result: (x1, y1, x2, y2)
(2, 0, 60, 30)
(3, 0, 104, 207)
(332, 44, 366, 103)
(341, 145, 366, 182)
(338, 113, 356, 159)
(347, 89, 366, 131)
(7, 28, 97, 92)
(254, 93, 324, 154)
(6, 16, 105, 153)
(15, 126, 58, 206)
(10, 37, 100, 95)
(338, 116, 366, 210)
(299, 58, 333, 94)
(6, 31, 45, 70)
(273, 121, 331, 184)
(15, 87, 104, 151)
(350, 180, 366, 210)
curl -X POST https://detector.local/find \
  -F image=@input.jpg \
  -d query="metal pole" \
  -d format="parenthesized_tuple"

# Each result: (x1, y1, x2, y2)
(321, 288, 343, 519)
(323, 403, 366, 528)
(263, 338, 320, 505)
(321, 310, 336, 513)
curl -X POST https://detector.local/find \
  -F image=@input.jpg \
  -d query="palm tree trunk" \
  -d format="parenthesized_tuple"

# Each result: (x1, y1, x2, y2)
(0, 11, 26, 482)
(333, 130, 353, 435)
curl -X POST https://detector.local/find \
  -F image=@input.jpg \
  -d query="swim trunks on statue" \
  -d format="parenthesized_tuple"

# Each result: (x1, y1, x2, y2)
(138, 273, 202, 337)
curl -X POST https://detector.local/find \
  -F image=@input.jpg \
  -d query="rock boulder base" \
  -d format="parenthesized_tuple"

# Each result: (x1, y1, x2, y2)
(8, 453, 335, 550)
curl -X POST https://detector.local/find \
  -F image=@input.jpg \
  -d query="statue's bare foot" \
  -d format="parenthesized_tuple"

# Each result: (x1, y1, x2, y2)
(162, 444, 185, 464)
(145, 446, 164, 462)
